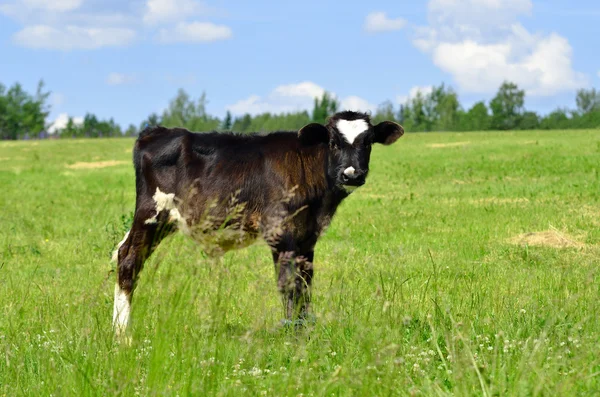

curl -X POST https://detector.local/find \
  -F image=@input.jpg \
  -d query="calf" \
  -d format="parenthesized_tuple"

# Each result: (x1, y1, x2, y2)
(112, 111, 404, 336)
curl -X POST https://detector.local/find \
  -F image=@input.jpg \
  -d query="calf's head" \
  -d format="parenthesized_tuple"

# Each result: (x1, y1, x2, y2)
(298, 111, 404, 193)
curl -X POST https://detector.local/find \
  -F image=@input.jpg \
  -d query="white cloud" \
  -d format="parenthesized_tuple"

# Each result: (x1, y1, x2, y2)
(429, 31, 586, 95)
(0, 1, 135, 27)
(3, 0, 230, 50)
(67, 12, 135, 27)
(48, 113, 83, 134)
(409, 0, 587, 96)
(0, 0, 82, 14)
(364, 11, 406, 33)
(428, 0, 532, 27)
(157, 21, 232, 43)
(412, 26, 438, 52)
(106, 73, 137, 86)
(227, 82, 327, 115)
(340, 96, 376, 113)
(22, 0, 82, 12)
(143, 0, 204, 25)
(397, 86, 434, 104)
(227, 81, 374, 116)
(273, 82, 325, 99)
(227, 95, 281, 115)
(13, 25, 136, 50)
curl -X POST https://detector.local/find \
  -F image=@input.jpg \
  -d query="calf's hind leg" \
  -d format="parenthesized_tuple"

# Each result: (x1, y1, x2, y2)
(113, 208, 173, 338)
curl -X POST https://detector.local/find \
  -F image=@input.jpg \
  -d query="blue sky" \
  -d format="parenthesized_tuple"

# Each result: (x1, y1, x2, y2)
(1, 0, 599, 131)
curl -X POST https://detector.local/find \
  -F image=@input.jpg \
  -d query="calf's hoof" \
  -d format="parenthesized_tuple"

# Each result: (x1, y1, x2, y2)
(280, 314, 317, 329)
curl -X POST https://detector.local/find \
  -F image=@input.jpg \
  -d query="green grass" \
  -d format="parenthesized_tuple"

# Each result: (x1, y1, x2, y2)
(0, 130, 599, 396)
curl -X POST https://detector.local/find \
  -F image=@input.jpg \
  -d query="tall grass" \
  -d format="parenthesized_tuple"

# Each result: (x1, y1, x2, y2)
(0, 130, 599, 395)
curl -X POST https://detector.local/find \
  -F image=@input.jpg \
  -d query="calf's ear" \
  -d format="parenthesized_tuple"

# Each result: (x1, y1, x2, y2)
(374, 121, 404, 145)
(298, 123, 329, 146)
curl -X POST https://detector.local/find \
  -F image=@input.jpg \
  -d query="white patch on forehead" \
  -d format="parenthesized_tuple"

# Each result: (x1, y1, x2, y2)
(343, 166, 355, 176)
(336, 119, 369, 144)
(113, 284, 130, 339)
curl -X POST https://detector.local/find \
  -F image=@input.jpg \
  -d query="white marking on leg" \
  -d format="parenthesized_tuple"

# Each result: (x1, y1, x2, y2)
(336, 119, 368, 144)
(113, 284, 131, 338)
(111, 230, 130, 262)
(343, 166, 356, 176)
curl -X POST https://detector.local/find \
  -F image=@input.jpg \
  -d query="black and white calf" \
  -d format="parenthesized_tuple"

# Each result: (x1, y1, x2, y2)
(112, 111, 404, 336)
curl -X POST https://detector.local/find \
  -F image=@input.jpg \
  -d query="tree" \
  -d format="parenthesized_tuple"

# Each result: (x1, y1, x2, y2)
(460, 101, 491, 131)
(577, 110, 600, 129)
(0, 83, 6, 139)
(575, 88, 600, 114)
(0, 80, 51, 139)
(105, 118, 122, 137)
(140, 113, 161, 130)
(125, 124, 138, 137)
(490, 81, 525, 130)
(408, 91, 428, 132)
(312, 92, 338, 124)
(82, 113, 99, 137)
(233, 114, 252, 133)
(74, 113, 121, 137)
(519, 111, 540, 130)
(221, 111, 232, 130)
(397, 104, 409, 126)
(23, 80, 50, 138)
(432, 84, 460, 131)
(61, 116, 78, 138)
(396, 84, 459, 132)
(160, 89, 220, 132)
(373, 101, 396, 124)
(540, 108, 570, 130)
(161, 89, 195, 127)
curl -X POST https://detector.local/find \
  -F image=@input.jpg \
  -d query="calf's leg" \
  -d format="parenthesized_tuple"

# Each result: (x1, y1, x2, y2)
(271, 242, 315, 322)
(112, 207, 173, 338)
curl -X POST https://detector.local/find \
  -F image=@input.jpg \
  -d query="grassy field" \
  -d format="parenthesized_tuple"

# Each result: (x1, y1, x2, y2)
(0, 130, 599, 396)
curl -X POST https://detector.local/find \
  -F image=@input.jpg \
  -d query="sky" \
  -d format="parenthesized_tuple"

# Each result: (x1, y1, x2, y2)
(1, 0, 599, 131)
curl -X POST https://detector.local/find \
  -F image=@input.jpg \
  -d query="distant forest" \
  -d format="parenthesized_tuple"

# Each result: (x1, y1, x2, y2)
(1, 80, 599, 140)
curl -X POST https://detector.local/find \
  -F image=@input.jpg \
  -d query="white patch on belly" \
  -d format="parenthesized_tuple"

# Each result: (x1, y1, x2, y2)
(343, 166, 356, 176)
(144, 187, 189, 232)
(111, 230, 130, 262)
(113, 284, 131, 338)
(337, 119, 368, 144)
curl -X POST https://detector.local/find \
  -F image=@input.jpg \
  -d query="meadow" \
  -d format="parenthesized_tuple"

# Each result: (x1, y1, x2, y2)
(0, 129, 599, 396)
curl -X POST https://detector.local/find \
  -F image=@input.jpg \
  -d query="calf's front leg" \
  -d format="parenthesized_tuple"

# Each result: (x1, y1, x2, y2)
(112, 206, 173, 340)
(272, 249, 314, 323)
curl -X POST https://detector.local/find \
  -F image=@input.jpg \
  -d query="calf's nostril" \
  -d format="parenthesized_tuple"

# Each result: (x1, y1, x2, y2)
(343, 166, 356, 177)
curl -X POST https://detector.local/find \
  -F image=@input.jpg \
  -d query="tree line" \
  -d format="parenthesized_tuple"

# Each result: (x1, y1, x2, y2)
(1, 80, 599, 140)
(0, 81, 129, 139)
(388, 82, 600, 132)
